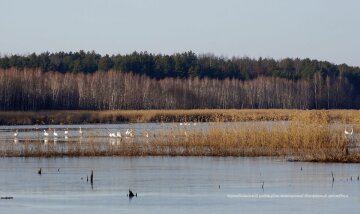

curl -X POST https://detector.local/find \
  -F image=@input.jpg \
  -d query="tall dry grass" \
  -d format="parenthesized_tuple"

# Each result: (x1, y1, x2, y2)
(182, 111, 354, 162)
(3, 109, 360, 125)
(0, 109, 295, 125)
(1, 111, 360, 162)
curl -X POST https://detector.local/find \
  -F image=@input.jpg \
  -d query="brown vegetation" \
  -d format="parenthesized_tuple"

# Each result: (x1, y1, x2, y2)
(0, 109, 295, 125)
(1, 111, 360, 162)
(1, 109, 360, 126)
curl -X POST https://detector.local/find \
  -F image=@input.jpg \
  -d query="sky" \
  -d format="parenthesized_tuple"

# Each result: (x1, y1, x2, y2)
(0, 0, 359, 66)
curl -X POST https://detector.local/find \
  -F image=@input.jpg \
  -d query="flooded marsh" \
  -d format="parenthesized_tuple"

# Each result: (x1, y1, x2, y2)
(0, 118, 359, 162)
(0, 157, 360, 214)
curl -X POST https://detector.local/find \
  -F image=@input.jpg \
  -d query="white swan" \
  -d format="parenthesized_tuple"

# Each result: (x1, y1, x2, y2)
(125, 129, 134, 137)
(116, 131, 122, 138)
(14, 130, 18, 137)
(345, 128, 354, 135)
(44, 130, 49, 137)
(53, 129, 58, 137)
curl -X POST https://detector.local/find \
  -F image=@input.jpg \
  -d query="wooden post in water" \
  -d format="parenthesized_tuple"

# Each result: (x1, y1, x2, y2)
(90, 170, 93, 184)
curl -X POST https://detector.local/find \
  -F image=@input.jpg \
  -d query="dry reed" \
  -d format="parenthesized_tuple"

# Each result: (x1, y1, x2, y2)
(1, 111, 360, 162)
(2, 109, 360, 126)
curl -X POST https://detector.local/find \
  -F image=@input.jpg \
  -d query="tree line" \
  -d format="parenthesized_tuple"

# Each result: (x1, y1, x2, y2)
(0, 51, 360, 110)
(1, 51, 360, 85)
(0, 69, 354, 110)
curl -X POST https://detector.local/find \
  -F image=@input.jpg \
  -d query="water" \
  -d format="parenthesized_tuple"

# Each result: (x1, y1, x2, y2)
(0, 157, 359, 214)
(0, 121, 287, 144)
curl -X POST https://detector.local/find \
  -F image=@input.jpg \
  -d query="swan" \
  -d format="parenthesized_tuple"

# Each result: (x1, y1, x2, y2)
(43, 130, 49, 137)
(64, 129, 68, 135)
(53, 129, 58, 137)
(144, 131, 149, 138)
(14, 130, 18, 137)
(125, 129, 134, 137)
(129, 129, 134, 137)
(116, 131, 122, 138)
(345, 128, 354, 135)
(79, 127, 83, 135)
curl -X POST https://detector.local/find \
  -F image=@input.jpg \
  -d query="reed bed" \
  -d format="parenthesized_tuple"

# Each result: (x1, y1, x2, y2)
(2, 109, 360, 125)
(0, 109, 294, 125)
(1, 111, 360, 162)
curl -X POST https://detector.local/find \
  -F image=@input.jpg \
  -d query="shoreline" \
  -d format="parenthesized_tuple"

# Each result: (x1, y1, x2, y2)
(0, 109, 360, 126)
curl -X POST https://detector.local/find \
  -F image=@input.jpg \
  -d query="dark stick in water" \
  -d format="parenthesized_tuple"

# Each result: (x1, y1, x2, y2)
(128, 189, 137, 198)
(90, 170, 93, 184)
(1, 197, 13, 200)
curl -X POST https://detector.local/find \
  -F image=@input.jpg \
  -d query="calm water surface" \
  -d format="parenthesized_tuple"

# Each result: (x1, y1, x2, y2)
(0, 122, 286, 143)
(0, 157, 359, 214)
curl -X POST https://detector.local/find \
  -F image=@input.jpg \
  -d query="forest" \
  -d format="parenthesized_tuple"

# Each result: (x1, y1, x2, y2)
(0, 51, 359, 110)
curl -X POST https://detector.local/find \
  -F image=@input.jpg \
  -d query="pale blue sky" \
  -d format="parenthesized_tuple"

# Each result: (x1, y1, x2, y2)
(0, 0, 359, 66)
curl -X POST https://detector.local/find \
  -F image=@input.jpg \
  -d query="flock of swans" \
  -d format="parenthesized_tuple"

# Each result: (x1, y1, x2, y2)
(11, 125, 356, 141)
(13, 128, 82, 141)
(10, 127, 151, 144)
(42, 128, 80, 138)
(107, 129, 136, 138)
(11, 122, 197, 142)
